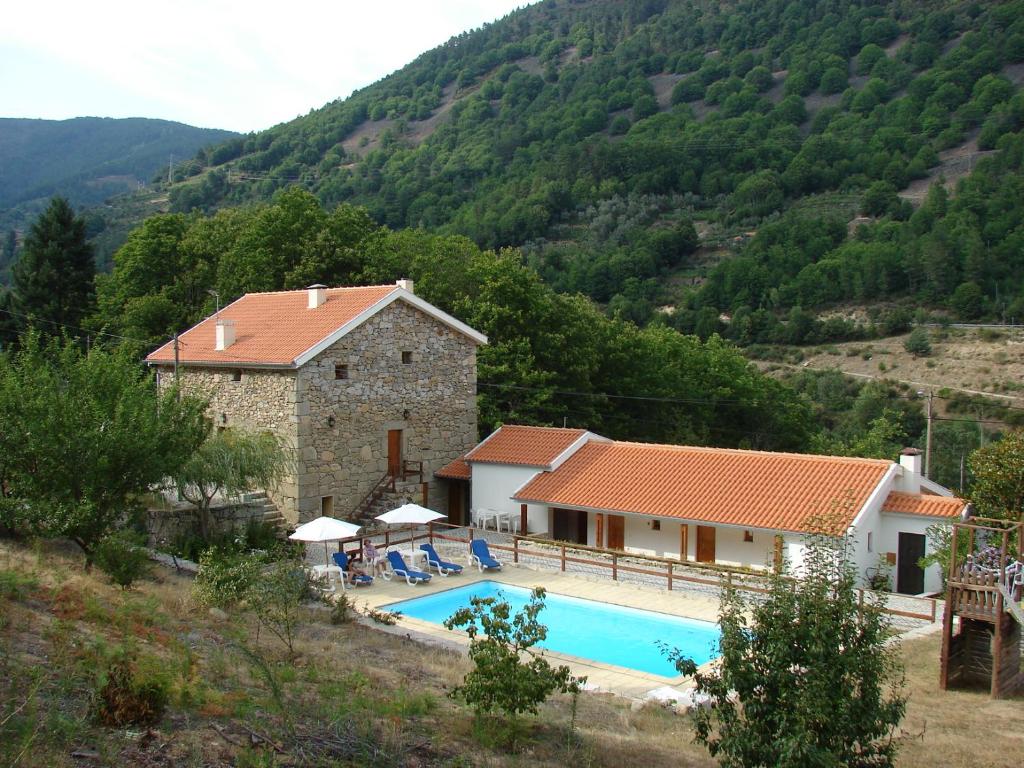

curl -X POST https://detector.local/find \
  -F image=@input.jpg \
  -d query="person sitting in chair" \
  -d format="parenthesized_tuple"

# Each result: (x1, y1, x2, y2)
(363, 539, 382, 575)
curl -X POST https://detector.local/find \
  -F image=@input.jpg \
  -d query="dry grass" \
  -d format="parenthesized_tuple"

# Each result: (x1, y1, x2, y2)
(1, 538, 1019, 767)
(898, 635, 1024, 768)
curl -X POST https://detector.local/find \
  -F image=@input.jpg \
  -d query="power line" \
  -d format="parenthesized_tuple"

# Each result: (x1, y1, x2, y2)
(0, 308, 147, 345)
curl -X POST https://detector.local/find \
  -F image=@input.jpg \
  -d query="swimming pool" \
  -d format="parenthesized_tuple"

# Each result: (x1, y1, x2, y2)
(383, 581, 719, 677)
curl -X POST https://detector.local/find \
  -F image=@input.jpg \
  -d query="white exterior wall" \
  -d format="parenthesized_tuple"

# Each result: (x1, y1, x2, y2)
(470, 464, 547, 533)
(712, 527, 777, 569)
(571, 511, 776, 568)
(878, 513, 946, 594)
(846, 466, 898, 586)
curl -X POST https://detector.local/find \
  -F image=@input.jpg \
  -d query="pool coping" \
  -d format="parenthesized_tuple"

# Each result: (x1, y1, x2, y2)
(344, 562, 724, 698)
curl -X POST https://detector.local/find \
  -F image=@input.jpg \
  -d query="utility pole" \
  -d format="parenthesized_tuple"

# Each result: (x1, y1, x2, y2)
(924, 390, 933, 479)
(173, 331, 180, 400)
(168, 154, 173, 185)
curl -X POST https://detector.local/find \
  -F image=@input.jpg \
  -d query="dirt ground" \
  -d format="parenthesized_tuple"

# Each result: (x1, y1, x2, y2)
(762, 326, 1024, 410)
(1, 540, 1020, 767)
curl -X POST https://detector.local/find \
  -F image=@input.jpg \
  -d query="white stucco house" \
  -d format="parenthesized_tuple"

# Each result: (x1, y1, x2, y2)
(437, 425, 967, 595)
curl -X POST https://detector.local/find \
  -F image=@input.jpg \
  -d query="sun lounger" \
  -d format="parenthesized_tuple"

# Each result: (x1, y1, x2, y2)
(419, 543, 463, 576)
(332, 552, 373, 588)
(386, 550, 432, 585)
(470, 539, 501, 572)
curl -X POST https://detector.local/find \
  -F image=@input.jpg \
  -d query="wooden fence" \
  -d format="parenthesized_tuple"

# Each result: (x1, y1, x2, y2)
(420, 523, 939, 623)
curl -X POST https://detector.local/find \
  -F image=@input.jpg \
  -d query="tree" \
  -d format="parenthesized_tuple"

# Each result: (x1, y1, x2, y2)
(903, 327, 932, 356)
(968, 430, 1024, 522)
(862, 181, 900, 217)
(444, 587, 583, 737)
(175, 428, 290, 541)
(11, 197, 96, 335)
(1, 229, 15, 264)
(950, 281, 984, 320)
(0, 334, 208, 565)
(666, 524, 906, 767)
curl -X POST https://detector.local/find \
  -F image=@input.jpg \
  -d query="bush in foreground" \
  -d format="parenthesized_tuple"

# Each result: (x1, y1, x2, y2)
(666, 523, 906, 767)
(93, 530, 151, 590)
(445, 587, 584, 746)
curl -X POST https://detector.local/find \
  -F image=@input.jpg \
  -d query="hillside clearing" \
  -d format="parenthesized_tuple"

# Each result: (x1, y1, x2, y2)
(756, 326, 1024, 407)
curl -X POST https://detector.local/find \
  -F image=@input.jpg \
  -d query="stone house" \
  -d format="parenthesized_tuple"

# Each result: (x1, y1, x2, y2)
(147, 281, 487, 524)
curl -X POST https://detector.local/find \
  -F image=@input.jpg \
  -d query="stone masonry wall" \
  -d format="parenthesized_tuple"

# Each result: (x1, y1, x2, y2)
(296, 300, 478, 522)
(157, 366, 301, 519)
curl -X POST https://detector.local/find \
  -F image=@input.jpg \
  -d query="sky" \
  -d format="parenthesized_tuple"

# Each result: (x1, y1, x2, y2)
(1, 0, 528, 134)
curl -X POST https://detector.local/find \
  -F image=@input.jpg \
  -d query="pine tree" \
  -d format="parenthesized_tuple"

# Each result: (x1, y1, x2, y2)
(12, 197, 96, 335)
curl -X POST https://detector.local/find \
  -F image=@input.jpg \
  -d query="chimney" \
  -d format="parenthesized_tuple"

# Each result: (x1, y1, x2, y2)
(307, 284, 327, 309)
(899, 447, 922, 478)
(396, 278, 414, 294)
(215, 319, 236, 351)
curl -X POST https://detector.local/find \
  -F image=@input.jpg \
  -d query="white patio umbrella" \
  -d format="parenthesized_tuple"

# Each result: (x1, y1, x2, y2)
(289, 516, 362, 565)
(375, 503, 446, 551)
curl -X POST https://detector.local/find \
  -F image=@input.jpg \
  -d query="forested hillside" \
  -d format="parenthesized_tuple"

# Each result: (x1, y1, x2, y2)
(0, 117, 236, 277)
(159, 0, 1024, 329)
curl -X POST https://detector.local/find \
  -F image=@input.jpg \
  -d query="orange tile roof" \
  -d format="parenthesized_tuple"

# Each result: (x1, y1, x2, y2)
(882, 491, 965, 518)
(147, 286, 399, 366)
(466, 425, 589, 468)
(436, 456, 471, 480)
(513, 441, 894, 534)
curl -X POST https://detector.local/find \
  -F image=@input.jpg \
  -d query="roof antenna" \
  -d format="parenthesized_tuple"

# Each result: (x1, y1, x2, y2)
(207, 289, 221, 317)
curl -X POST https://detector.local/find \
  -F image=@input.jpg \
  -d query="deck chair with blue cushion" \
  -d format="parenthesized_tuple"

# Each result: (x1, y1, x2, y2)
(419, 543, 463, 576)
(386, 550, 432, 585)
(470, 539, 502, 572)
(332, 552, 373, 589)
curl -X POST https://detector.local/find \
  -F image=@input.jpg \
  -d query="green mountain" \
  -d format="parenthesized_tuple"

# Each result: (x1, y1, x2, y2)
(158, 0, 1024, 332)
(0, 117, 237, 274)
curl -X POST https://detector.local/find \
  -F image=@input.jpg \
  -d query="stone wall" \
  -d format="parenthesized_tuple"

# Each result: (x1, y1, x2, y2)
(156, 366, 301, 518)
(155, 297, 480, 525)
(145, 500, 276, 552)
(297, 300, 478, 522)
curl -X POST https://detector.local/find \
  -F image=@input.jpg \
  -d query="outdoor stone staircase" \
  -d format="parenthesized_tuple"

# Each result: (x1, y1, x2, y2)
(349, 478, 423, 528)
(239, 491, 287, 536)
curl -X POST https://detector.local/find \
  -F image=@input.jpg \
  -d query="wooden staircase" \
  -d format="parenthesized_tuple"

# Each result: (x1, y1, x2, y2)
(940, 519, 1023, 699)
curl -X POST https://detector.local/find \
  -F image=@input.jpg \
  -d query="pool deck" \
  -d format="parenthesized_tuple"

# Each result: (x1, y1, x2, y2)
(338, 559, 721, 700)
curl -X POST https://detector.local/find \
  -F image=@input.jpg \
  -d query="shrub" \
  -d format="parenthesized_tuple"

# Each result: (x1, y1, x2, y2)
(329, 592, 353, 625)
(93, 654, 170, 727)
(93, 531, 151, 590)
(193, 547, 268, 608)
(245, 559, 311, 657)
(445, 587, 584, 737)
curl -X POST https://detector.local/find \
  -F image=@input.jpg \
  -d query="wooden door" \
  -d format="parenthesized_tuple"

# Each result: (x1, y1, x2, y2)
(595, 513, 605, 549)
(680, 524, 689, 561)
(696, 525, 716, 563)
(447, 482, 466, 526)
(607, 514, 625, 550)
(387, 429, 402, 477)
(897, 532, 926, 594)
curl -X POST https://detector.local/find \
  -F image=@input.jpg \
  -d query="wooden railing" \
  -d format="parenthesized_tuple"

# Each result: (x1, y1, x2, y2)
(946, 518, 1023, 625)
(349, 472, 395, 519)
(400, 459, 423, 483)
(423, 523, 938, 623)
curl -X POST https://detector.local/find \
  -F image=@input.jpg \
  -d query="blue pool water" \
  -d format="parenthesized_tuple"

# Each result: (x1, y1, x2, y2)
(384, 581, 719, 677)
